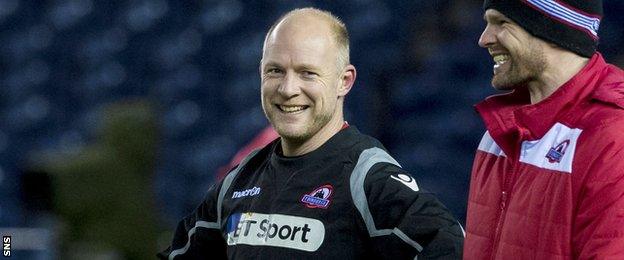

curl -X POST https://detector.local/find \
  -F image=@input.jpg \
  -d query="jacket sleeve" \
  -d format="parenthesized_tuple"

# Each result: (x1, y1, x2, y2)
(157, 181, 227, 260)
(573, 133, 624, 259)
(362, 163, 464, 259)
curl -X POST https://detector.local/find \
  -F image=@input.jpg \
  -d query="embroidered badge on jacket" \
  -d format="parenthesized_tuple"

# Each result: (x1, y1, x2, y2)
(301, 184, 333, 209)
(546, 139, 570, 163)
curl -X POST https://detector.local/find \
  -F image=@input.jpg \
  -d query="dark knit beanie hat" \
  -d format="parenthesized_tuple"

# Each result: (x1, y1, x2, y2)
(483, 0, 603, 57)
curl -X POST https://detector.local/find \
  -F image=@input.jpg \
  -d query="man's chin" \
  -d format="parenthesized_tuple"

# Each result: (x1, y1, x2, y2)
(491, 83, 516, 91)
(491, 76, 521, 91)
(275, 127, 310, 143)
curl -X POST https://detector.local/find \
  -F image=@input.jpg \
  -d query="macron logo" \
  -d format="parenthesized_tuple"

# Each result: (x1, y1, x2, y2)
(232, 187, 261, 199)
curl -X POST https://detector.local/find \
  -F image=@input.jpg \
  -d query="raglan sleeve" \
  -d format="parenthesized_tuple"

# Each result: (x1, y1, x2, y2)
(360, 163, 464, 259)
(573, 128, 624, 259)
(157, 181, 227, 260)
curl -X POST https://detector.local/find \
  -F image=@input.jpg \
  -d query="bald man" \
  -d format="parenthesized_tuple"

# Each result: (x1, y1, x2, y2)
(159, 8, 463, 259)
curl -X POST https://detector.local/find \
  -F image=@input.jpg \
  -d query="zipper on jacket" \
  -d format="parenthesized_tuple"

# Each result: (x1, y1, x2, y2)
(490, 190, 508, 260)
(491, 129, 524, 260)
(500, 191, 507, 210)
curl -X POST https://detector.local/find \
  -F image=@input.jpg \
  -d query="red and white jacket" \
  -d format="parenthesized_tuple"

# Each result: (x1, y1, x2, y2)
(464, 53, 624, 259)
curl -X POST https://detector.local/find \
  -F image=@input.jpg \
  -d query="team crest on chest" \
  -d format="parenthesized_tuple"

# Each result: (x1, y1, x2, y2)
(301, 184, 333, 209)
(545, 139, 570, 163)
(518, 122, 583, 173)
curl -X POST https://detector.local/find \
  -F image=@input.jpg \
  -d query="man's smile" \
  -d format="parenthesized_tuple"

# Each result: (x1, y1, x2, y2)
(276, 104, 310, 113)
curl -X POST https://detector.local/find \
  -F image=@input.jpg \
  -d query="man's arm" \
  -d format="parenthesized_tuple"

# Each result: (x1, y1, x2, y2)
(573, 137, 624, 259)
(350, 147, 463, 259)
(363, 164, 464, 259)
(158, 182, 227, 260)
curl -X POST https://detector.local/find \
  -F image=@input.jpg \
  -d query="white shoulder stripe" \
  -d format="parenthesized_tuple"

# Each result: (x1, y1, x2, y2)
(349, 148, 424, 253)
(477, 131, 506, 157)
(519, 123, 582, 173)
(392, 228, 424, 252)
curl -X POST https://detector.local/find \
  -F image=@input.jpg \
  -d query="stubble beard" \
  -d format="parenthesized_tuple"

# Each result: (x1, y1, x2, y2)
(492, 41, 547, 91)
(265, 105, 335, 145)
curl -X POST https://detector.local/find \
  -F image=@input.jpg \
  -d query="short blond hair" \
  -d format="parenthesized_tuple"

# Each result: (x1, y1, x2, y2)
(263, 7, 350, 69)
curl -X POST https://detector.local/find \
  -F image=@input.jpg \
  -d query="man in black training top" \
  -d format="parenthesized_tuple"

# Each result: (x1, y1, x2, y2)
(159, 7, 464, 259)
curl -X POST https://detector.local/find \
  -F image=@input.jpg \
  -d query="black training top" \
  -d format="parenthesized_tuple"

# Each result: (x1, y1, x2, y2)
(159, 126, 464, 259)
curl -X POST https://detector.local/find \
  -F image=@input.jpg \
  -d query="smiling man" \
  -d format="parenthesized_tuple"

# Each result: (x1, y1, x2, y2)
(465, 0, 624, 259)
(259, 9, 352, 157)
(159, 8, 463, 260)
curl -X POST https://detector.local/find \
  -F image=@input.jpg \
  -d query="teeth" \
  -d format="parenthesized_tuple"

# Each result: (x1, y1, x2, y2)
(279, 105, 307, 113)
(493, 54, 510, 65)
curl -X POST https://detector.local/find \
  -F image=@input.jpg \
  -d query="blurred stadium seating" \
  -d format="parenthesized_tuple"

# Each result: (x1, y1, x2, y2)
(0, 0, 622, 258)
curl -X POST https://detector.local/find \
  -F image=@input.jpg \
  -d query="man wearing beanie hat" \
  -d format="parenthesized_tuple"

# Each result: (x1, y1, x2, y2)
(464, 0, 624, 259)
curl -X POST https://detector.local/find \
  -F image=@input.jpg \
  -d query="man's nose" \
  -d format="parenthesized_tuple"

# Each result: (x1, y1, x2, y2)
(478, 24, 496, 48)
(277, 72, 301, 98)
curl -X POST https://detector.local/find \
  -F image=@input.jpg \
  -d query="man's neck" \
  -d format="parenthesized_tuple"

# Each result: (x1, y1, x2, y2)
(281, 116, 345, 157)
(528, 51, 589, 104)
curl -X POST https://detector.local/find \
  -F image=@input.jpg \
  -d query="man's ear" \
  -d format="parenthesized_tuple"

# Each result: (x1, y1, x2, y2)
(338, 65, 356, 97)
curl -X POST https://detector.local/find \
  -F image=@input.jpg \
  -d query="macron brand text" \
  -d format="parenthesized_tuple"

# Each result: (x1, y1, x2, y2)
(232, 186, 261, 199)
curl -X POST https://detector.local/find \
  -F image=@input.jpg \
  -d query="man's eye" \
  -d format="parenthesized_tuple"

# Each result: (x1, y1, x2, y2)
(302, 71, 318, 77)
(267, 68, 281, 74)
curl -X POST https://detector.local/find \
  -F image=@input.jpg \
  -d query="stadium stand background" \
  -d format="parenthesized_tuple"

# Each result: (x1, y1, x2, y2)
(0, 0, 622, 258)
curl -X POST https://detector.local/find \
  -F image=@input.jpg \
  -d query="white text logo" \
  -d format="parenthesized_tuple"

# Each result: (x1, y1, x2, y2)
(232, 187, 261, 199)
(226, 212, 325, 252)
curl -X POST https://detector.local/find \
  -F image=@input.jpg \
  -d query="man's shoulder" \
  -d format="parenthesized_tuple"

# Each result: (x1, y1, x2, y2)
(577, 115, 624, 145)
(589, 64, 624, 109)
(353, 143, 400, 174)
(343, 128, 388, 154)
(565, 70, 624, 133)
(345, 132, 406, 184)
(222, 140, 276, 179)
(337, 128, 401, 170)
(574, 87, 624, 135)
(570, 102, 624, 162)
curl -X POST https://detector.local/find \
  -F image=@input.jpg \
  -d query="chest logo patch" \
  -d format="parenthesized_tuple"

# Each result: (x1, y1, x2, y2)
(226, 212, 325, 252)
(301, 184, 333, 209)
(545, 139, 570, 163)
(519, 122, 582, 173)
